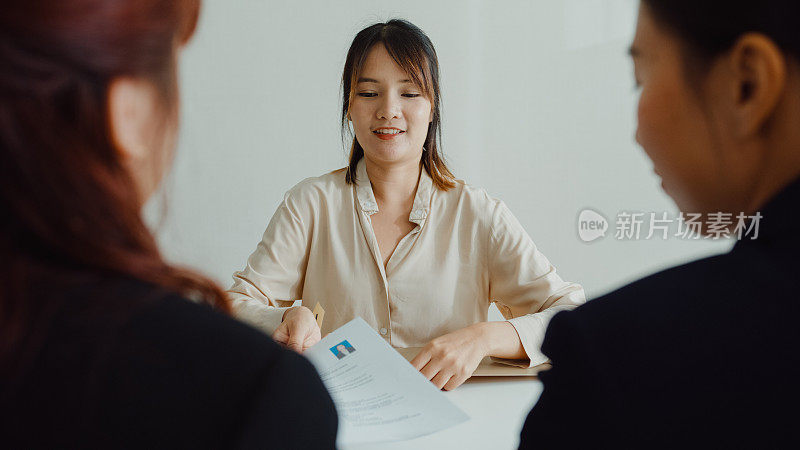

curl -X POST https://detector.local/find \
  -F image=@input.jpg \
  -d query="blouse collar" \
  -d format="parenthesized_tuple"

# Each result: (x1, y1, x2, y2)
(355, 158, 432, 226)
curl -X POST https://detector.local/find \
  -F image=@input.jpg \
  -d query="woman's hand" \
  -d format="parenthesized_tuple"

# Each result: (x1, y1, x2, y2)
(410, 324, 490, 391)
(272, 306, 321, 353)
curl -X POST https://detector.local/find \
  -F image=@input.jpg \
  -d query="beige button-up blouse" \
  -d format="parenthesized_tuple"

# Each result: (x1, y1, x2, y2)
(228, 160, 585, 366)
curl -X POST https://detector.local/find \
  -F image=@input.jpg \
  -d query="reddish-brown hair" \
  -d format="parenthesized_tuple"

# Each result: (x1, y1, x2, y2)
(0, 0, 229, 364)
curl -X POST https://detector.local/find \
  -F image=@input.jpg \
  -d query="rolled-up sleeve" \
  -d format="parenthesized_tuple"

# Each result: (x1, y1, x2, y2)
(487, 201, 586, 366)
(228, 191, 312, 335)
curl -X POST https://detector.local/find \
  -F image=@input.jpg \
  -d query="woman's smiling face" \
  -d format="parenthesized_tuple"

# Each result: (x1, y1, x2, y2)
(349, 43, 432, 166)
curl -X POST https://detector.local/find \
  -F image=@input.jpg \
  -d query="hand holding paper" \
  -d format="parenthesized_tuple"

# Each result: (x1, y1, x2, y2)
(273, 304, 321, 352)
(303, 318, 469, 446)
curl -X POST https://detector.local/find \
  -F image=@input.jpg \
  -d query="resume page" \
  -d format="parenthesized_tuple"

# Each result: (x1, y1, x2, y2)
(304, 318, 469, 446)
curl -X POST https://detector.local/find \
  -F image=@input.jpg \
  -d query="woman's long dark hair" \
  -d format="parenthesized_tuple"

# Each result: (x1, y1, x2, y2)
(0, 0, 230, 370)
(341, 19, 455, 191)
(644, 0, 800, 63)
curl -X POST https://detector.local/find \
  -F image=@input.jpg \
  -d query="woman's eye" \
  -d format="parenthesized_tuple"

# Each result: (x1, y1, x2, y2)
(357, 92, 377, 97)
(402, 93, 421, 98)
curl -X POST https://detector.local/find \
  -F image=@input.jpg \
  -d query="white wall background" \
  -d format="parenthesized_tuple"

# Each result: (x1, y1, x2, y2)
(148, 0, 731, 308)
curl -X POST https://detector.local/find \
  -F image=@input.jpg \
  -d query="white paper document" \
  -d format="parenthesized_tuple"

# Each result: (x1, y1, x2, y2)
(304, 318, 469, 446)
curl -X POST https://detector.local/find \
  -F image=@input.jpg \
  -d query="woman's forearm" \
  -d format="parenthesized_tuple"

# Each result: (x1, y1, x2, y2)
(475, 321, 528, 360)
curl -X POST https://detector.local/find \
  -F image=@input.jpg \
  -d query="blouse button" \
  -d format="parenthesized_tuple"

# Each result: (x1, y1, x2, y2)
(379, 327, 388, 336)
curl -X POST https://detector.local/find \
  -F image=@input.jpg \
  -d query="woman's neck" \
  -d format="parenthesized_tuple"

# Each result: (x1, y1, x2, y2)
(365, 157, 421, 207)
(744, 147, 800, 215)
(743, 88, 800, 214)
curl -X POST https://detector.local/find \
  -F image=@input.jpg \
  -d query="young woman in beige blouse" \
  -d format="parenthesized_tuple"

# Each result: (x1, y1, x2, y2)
(229, 19, 585, 390)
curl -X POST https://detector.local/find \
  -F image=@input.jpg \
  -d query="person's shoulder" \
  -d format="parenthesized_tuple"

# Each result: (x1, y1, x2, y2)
(543, 249, 758, 368)
(114, 280, 283, 364)
(50, 274, 283, 371)
(90, 277, 336, 447)
(562, 252, 733, 328)
(530, 239, 800, 448)
(127, 289, 327, 399)
(438, 179, 509, 222)
(276, 168, 350, 221)
(284, 167, 348, 202)
(442, 178, 494, 204)
(534, 253, 736, 403)
(434, 180, 534, 244)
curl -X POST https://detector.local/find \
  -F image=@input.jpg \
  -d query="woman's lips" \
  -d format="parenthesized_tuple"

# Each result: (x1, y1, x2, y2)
(372, 129, 405, 140)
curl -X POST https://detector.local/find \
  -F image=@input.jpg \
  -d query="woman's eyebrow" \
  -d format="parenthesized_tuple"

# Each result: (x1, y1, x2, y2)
(356, 77, 414, 84)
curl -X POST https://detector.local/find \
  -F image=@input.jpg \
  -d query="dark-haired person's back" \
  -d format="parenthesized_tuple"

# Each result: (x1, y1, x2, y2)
(520, 179, 800, 449)
(1, 268, 338, 449)
(521, 0, 800, 447)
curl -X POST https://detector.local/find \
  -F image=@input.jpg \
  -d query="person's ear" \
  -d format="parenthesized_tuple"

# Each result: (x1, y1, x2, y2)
(726, 33, 787, 138)
(107, 77, 159, 163)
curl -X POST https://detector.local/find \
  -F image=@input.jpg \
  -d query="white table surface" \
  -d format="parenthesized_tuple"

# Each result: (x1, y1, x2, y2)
(342, 376, 542, 450)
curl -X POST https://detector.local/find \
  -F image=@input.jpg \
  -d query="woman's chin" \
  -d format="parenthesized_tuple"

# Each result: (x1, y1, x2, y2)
(363, 146, 419, 164)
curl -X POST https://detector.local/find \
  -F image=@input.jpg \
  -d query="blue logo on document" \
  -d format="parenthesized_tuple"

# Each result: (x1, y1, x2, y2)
(330, 340, 357, 359)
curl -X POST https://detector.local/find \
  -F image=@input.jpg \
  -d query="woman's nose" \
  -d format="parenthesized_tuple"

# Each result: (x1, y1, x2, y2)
(376, 93, 401, 120)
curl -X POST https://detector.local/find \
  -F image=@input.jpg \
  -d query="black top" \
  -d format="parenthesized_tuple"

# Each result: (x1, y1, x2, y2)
(1, 276, 338, 449)
(520, 178, 800, 449)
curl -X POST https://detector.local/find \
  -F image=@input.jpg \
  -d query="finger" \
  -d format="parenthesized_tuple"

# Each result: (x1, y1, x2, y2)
(301, 333, 320, 352)
(285, 323, 304, 353)
(272, 326, 289, 345)
(431, 371, 453, 390)
(304, 333, 320, 347)
(303, 317, 321, 339)
(419, 360, 441, 380)
(443, 373, 470, 391)
(286, 337, 303, 352)
(410, 350, 432, 371)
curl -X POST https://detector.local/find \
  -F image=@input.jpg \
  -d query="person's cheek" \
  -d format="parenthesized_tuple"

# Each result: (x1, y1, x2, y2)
(636, 87, 663, 169)
(351, 104, 371, 145)
(639, 97, 703, 211)
(410, 102, 430, 141)
(637, 85, 692, 206)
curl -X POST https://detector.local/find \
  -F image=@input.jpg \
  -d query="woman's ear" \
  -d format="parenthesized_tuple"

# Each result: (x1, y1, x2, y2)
(107, 77, 159, 163)
(726, 33, 787, 138)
